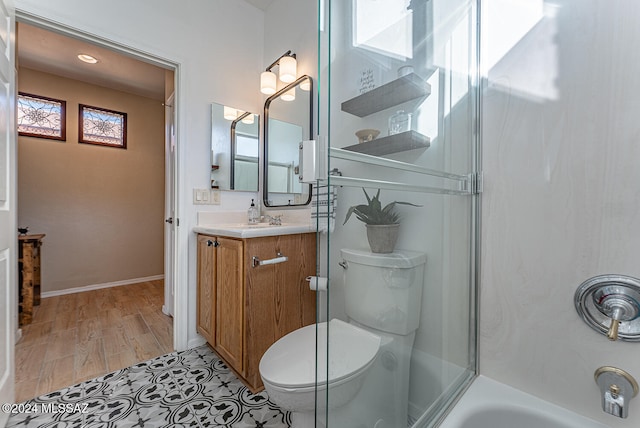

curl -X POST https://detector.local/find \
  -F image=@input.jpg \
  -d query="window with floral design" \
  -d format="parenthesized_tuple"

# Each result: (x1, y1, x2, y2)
(17, 92, 66, 141)
(79, 104, 127, 149)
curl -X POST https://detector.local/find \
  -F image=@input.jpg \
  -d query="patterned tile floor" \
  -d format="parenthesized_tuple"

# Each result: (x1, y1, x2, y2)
(7, 345, 291, 428)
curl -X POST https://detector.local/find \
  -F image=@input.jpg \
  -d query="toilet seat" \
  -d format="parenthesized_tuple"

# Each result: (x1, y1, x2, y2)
(260, 319, 381, 391)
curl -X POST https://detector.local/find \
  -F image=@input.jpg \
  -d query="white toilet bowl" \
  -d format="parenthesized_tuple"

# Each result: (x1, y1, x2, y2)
(259, 319, 381, 427)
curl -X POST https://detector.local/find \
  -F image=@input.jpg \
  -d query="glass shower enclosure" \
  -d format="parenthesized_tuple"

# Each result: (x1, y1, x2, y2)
(314, 0, 480, 426)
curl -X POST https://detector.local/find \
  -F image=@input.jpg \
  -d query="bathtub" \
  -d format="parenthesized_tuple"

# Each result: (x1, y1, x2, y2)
(438, 375, 610, 428)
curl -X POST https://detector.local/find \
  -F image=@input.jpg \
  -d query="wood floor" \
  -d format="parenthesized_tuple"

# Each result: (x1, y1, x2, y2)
(14, 280, 173, 403)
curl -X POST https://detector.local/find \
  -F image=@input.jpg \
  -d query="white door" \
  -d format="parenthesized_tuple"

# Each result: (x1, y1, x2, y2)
(0, 0, 16, 421)
(163, 92, 176, 318)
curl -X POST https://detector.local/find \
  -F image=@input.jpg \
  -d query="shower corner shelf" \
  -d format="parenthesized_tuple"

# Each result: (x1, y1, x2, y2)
(341, 73, 431, 118)
(342, 130, 430, 156)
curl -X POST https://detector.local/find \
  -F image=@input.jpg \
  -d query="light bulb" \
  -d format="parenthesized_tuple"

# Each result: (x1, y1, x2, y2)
(241, 114, 255, 125)
(280, 87, 296, 102)
(223, 106, 237, 120)
(279, 56, 297, 83)
(77, 54, 98, 64)
(260, 71, 277, 95)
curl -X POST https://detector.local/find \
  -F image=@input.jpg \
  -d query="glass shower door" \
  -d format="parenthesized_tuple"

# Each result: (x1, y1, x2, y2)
(315, 0, 480, 426)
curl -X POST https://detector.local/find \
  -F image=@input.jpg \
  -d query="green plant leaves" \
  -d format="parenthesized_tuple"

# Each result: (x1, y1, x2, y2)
(343, 188, 422, 225)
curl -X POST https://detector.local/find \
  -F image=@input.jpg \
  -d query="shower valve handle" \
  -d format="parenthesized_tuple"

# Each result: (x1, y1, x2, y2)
(608, 319, 620, 341)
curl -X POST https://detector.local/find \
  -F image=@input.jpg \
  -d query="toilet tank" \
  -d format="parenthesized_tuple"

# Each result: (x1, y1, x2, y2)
(341, 248, 427, 336)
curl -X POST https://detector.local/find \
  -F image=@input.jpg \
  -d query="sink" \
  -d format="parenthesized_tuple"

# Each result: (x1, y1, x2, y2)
(193, 222, 314, 238)
(211, 222, 274, 228)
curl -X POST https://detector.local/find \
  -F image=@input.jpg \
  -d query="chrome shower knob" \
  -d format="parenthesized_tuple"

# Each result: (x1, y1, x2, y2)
(592, 286, 640, 341)
(575, 275, 640, 342)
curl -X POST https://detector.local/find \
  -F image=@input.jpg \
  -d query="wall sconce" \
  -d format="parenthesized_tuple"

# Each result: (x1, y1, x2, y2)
(241, 113, 255, 125)
(261, 50, 297, 95)
(224, 106, 237, 120)
(279, 55, 297, 83)
(280, 86, 296, 102)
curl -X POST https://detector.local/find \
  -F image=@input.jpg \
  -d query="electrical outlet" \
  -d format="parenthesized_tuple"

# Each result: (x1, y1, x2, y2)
(210, 189, 221, 205)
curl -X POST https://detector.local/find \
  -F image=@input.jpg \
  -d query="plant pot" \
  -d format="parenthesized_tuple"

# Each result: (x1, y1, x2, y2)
(366, 224, 400, 253)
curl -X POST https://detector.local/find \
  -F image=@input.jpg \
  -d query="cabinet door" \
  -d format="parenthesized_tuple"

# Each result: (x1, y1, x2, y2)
(244, 233, 316, 388)
(215, 237, 244, 372)
(196, 235, 216, 344)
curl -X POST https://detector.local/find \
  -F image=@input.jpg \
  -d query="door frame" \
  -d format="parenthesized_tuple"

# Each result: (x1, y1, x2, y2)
(14, 10, 186, 351)
(0, 0, 16, 421)
(163, 92, 176, 318)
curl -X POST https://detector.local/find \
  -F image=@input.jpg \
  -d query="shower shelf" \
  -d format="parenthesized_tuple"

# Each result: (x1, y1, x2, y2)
(342, 131, 430, 156)
(341, 73, 431, 117)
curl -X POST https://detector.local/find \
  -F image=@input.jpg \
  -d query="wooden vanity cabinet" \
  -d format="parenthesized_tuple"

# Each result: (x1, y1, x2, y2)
(196, 232, 316, 392)
(197, 235, 216, 344)
(214, 237, 244, 371)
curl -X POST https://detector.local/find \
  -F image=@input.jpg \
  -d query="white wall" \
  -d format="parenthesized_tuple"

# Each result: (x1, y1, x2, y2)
(481, 1, 640, 427)
(14, 0, 266, 348)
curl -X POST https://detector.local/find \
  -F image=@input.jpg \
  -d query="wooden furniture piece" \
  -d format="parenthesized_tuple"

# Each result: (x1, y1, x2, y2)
(18, 233, 45, 326)
(197, 232, 316, 392)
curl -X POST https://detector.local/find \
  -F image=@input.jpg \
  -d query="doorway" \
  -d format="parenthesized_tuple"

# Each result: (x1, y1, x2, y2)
(14, 18, 179, 401)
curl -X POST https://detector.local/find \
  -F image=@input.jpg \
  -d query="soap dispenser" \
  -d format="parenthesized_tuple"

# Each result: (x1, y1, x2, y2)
(248, 199, 259, 224)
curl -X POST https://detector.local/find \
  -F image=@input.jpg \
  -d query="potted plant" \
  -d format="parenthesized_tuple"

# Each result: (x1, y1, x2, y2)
(343, 188, 421, 253)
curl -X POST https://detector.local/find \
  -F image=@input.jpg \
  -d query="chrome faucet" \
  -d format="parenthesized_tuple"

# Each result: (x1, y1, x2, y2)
(263, 214, 283, 226)
(595, 366, 638, 418)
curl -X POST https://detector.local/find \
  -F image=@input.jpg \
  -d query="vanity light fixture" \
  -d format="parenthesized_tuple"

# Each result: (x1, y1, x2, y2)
(280, 86, 296, 102)
(77, 54, 98, 64)
(278, 55, 297, 83)
(223, 106, 237, 120)
(260, 50, 297, 94)
(241, 113, 255, 125)
(235, 111, 252, 125)
(260, 71, 277, 95)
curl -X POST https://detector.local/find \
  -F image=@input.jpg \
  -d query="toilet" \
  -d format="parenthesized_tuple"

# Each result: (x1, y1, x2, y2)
(259, 248, 426, 428)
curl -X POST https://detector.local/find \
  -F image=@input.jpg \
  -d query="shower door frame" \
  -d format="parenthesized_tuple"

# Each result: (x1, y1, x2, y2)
(315, 0, 482, 426)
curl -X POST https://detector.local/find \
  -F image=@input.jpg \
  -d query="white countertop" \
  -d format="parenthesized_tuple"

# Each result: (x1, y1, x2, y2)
(193, 222, 315, 239)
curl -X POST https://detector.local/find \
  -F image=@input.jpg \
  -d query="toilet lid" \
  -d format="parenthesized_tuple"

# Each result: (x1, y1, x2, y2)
(259, 319, 381, 389)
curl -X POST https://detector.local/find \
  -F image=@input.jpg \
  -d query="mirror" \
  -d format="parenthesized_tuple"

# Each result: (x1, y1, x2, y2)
(211, 103, 259, 191)
(263, 75, 313, 207)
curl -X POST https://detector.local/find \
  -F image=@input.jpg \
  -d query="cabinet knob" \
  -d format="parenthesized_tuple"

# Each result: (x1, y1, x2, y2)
(207, 240, 220, 247)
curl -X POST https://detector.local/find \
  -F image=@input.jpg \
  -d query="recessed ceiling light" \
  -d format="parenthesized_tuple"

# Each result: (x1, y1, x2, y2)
(77, 54, 98, 64)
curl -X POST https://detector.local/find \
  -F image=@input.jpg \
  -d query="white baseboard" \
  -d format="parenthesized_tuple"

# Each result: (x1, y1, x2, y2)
(161, 305, 172, 316)
(188, 336, 207, 349)
(41, 275, 165, 298)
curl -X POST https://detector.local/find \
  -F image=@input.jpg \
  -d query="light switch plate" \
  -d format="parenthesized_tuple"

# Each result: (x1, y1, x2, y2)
(193, 188, 210, 205)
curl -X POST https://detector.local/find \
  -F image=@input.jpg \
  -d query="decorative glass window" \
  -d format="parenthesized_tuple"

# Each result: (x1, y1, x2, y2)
(79, 104, 127, 149)
(17, 92, 66, 140)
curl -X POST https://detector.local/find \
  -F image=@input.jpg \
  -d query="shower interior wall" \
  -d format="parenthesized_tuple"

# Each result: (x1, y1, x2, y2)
(481, 2, 640, 427)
